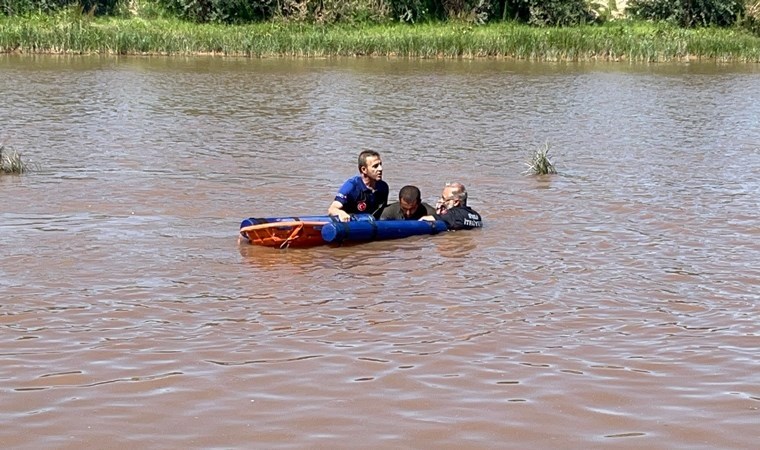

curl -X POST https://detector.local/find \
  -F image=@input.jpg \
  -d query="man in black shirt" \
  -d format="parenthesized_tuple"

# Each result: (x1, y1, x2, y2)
(420, 182, 482, 230)
(380, 185, 435, 220)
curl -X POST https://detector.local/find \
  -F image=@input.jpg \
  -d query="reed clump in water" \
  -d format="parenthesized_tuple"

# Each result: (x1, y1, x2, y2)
(0, 143, 29, 174)
(524, 142, 557, 175)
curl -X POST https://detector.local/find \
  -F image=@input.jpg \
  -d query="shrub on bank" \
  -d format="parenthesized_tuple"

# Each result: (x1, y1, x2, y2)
(1, 0, 751, 31)
(509, 0, 595, 26)
(2, 0, 598, 25)
(627, 0, 744, 27)
(1, 0, 118, 15)
(738, 0, 760, 34)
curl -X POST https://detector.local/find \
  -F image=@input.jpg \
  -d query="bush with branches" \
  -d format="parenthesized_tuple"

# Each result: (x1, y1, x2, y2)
(627, 0, 745, 27)
(506, 0, 595, 26)
(3, 0, 758, 31)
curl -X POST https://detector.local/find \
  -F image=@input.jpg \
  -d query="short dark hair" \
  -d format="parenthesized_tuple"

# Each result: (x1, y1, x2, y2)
(398, 185, 421, 204)
(358, 150, 381, 170)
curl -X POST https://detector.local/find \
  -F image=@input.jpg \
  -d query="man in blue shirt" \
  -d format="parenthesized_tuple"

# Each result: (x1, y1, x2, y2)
(328, 150, 389, 222)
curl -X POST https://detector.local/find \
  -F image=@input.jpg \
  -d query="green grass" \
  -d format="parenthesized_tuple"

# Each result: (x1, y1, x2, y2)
(1, 15, 760, 61)
(0, 143, 28, 174)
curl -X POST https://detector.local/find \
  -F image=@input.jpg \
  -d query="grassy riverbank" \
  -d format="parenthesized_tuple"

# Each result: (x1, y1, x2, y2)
(1, 14, 760, 62)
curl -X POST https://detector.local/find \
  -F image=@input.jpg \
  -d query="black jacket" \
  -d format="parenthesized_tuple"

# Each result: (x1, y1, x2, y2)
(434, 205, 482, 230)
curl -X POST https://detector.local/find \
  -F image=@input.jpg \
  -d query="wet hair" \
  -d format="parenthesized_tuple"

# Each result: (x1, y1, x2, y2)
(446, 182, 468, 205)
(358, 150, 381, 170)
(398, 185, 421, 204)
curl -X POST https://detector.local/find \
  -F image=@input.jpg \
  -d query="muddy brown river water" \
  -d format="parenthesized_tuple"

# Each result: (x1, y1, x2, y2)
(1, 55, 759, 449)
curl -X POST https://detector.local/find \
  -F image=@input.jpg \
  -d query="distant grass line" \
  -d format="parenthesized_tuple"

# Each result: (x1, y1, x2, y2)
(1, 17, 760, 62)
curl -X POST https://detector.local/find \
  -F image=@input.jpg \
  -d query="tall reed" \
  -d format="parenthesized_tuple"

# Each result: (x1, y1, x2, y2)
(524, 142, 557, 176)
(0, 143, 28, 174)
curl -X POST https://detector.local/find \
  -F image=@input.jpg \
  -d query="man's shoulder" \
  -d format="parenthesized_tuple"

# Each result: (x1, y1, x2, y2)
(380, 202, 401, 219)
(422, 202, 436, 215)
(465, 205, 482, 218)
(384, 202, 401, 212)
(343, 175, 363, 186)
(454, 205, 481, 217)
(438, 205, 483, 230)
(338, 175, 362, 192)
(460, 206, 483, 228)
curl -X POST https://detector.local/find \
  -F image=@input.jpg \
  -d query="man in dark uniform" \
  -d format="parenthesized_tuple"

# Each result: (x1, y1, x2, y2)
(420, 182, 482, 230)
(328, 150, 389, 222)
(380, 185, 435, 220)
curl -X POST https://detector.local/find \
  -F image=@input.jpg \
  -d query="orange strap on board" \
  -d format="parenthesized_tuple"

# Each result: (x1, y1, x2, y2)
(240, 221, 326, 248)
